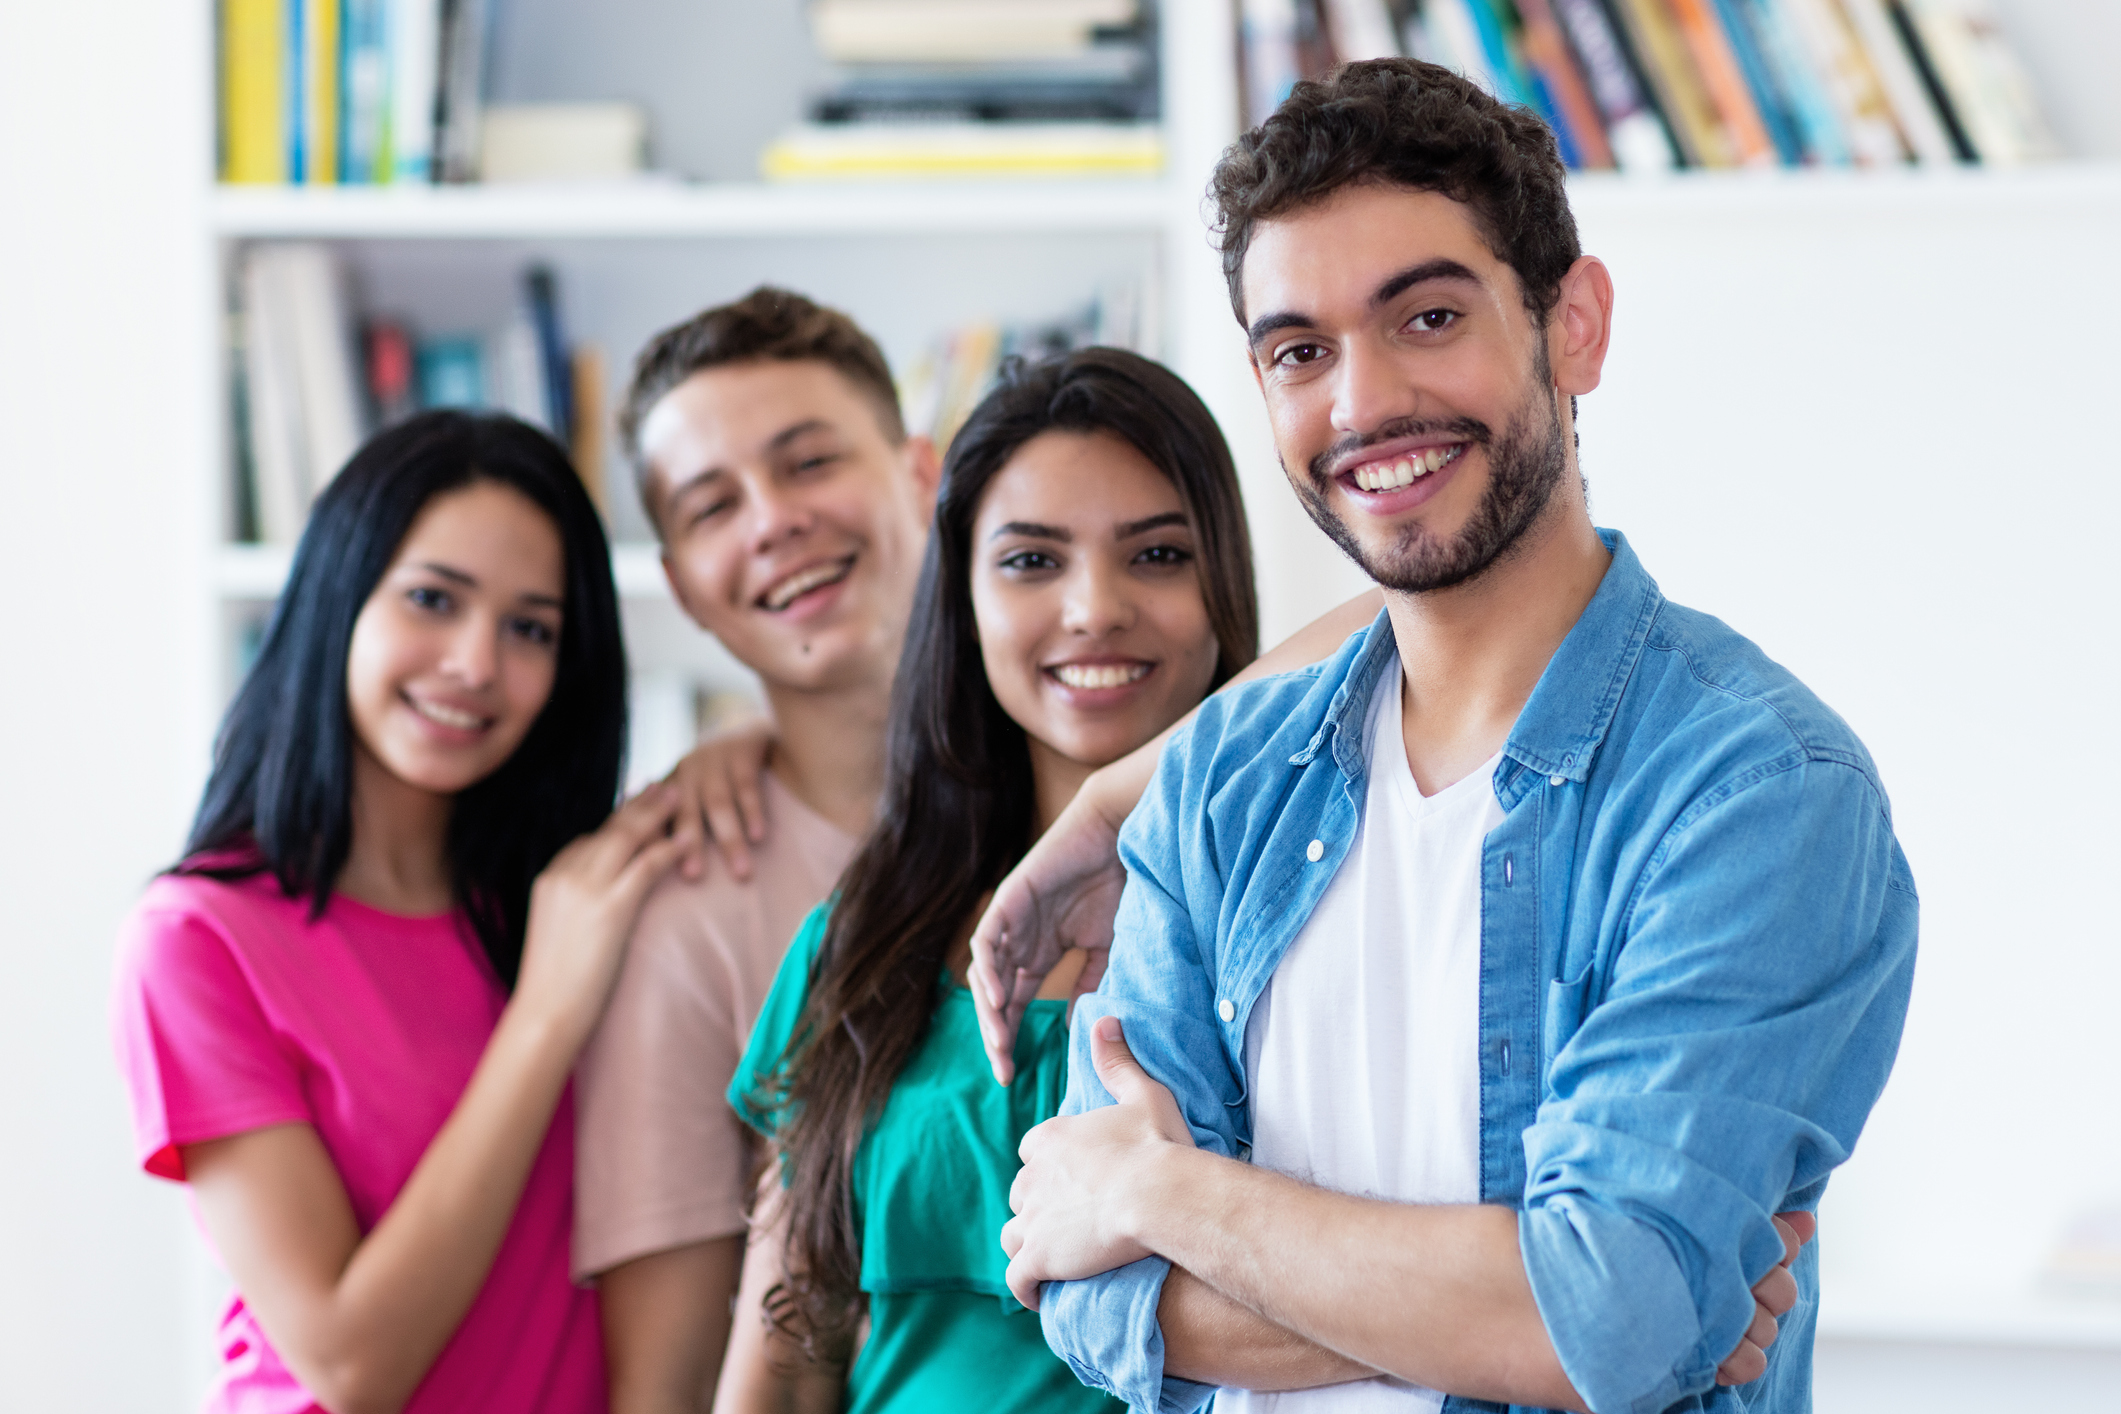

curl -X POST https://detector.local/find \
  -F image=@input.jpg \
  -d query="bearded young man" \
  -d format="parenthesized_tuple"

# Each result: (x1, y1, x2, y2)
(985, 61, 1918, 1414)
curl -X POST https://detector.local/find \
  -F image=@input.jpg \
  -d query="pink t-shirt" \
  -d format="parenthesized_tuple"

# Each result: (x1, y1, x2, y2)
(110, 869, 604, 1414)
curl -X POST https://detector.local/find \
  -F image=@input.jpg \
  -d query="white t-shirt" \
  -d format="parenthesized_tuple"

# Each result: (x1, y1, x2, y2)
(1221, 665, 1504, 1414)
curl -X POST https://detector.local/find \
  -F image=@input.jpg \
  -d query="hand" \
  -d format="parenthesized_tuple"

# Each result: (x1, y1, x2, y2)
(663, 716, 776, 882)
(970, 779, 1130, 1085)
(1002, 1016, 1192, 1309)
(1715, 1210, 1817, 1386)
(513, 784, 684, 1043)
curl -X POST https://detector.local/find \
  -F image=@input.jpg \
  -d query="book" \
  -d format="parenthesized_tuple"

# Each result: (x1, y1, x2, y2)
(1839, 0, 1958, 162)
(1406, 0, 1502, 99)
(299, 0, 342, 184)
(435, 0, 490, 182)
(1461, 0, 1536, 108)
(524, 267, 575, 443)
(222, 0, 288, 183)
(387, 0, 441, 182)
(1606, 0, 1731, 165)
(1734, 0, 1853, 163)
(1241, 0, 1305, 127)
(810, 0, 1141, 63)
(1899, 0, 2058, 164)
(1550, 0, 1679, 169)
(1665, 0, 1778, 165)
(760, 121, 1163, 180)
(418, 338, 486, 408)
(1320, 0, 1402, 61)
(1780, 0, 1909, 164)
(1515, 0, 1618, 168)
(1706, 0, 1806, 163)
(570, 345, 609, 514)
(363, 321, 417, 428)
(276, 244, 365, 496)
(237, 249, 308, 543)
(1883, 0, 1977, 160)
(341, 0, 391, 181)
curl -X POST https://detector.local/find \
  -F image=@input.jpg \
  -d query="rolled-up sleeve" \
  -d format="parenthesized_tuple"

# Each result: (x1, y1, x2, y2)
(1520, 757, 1918, 1414)
(1038, 740, 1246, 1414)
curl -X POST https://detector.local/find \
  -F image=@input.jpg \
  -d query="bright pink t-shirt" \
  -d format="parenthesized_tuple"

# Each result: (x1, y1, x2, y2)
(110, 870, 605, 1414)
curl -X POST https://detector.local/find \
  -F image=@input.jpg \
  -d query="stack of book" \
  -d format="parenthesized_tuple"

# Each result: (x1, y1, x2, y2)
(231, 247, 604, 543)
(1241, 0, 2058, 172)
(763, 0, 1163, 180)
(219, 0, 490, 185)
(898, 286, 1148, 451)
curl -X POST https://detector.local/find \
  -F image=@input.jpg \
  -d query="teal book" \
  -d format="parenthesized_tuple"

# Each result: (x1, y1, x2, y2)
(1709, 0, 1804, 162)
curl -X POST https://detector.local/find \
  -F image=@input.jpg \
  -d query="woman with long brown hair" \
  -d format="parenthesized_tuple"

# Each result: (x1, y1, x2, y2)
(715, 348, 1258, 1413)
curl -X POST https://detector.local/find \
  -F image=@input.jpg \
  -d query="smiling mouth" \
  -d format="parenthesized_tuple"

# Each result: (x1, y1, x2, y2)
(759, 557, 855, 612)
(1049, 662, 1153, 690)
(1347, 444, 1467, 492)
(407, 694, 493, 733)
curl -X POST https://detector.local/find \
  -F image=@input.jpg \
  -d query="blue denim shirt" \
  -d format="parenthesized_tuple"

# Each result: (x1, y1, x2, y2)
(1038, 532, 1918, 1414)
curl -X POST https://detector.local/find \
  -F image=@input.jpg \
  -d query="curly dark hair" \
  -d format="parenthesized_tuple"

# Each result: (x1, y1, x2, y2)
(618, 286, 905, 526)
(1210, 59, 1581, 328)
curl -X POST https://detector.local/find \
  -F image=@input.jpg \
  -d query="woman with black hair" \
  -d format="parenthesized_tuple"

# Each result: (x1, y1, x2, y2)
(112, 411, 681, 1414)
(715, 349, 1257, 1413)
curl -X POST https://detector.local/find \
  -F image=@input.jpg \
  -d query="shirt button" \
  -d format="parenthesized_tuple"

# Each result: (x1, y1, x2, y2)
(1218, 998, 1236, 1022)
(1549, 774, 1565, 787)
(1306, 839, 1324, 862)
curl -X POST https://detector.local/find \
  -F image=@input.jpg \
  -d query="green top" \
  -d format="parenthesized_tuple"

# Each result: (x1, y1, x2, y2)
(729, 903, 1125, 1414)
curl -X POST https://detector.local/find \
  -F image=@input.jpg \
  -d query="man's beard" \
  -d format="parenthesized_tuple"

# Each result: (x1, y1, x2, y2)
(1292, 366, 1569, 595)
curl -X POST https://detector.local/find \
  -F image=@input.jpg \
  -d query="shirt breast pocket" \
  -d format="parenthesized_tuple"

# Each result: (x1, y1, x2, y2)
(1543, 966, 1596, 1089)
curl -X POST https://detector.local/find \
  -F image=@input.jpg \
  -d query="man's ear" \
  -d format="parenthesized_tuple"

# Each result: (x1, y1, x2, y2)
(904, 433, 943, 501)
(1549, 255, 1614, 398)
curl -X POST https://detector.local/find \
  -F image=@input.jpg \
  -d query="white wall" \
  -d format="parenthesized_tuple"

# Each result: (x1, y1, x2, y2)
(0, 3, 218, 1410)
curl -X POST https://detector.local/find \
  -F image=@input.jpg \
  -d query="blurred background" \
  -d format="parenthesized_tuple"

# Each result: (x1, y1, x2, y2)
(2, 0, 2117, 1407)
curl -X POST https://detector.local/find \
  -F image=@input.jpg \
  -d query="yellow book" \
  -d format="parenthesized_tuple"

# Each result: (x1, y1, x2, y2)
(761, 123, 1163, 181)
(222, 0, 288, 184)
(304, 0, 342, 184)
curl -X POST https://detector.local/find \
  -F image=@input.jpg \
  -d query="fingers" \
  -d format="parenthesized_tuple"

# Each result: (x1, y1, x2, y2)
(1775, 1209, 1817, 1256)
(971, 928, 1019, 1088)
(1071, 948, 1109, 1003)
(1749, 1263, 1797, 1320)
(1004, 1254, 1042, 1311)
(1716, 1338, 1766, 1387)
(1089, 1015, 1148, 1103)
(613, 832, 687, 911)
(736, 773, 768, 844)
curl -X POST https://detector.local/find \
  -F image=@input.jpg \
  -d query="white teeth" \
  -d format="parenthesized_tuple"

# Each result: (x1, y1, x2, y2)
(762, 558, 852, 611)
(1053, 662, 1151, 690)
(1353, 446, 1464, 492)
(413, 698, 486, 731)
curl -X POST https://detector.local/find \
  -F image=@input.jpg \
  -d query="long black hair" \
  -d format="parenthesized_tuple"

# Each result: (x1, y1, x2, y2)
(179, 410, 627, 987)
(758, 347, 1258, 1347)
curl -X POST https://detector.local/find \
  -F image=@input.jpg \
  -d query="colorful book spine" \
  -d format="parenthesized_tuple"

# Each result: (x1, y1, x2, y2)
(1515, 0, 1618, 167)
(222, 0, 289, 183)
(1738, 0, 1853, 163)
(1707, 0, 1806, 163)
(1606, 0, 1730, 165)
(388, 0, 440, 183)
(301, 0, 341, 183)
(1664, 0, 1777, 165)
(342, 0, 390, 182)
(1552, 0, 1679, 169)
(1462, 0, 1536, 108)
(1883, 0, 1976, 160)
(1782, 0, 1909, 164)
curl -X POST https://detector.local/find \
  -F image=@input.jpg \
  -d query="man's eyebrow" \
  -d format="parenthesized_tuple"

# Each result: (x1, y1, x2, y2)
(991, 521, 1071, 542)
(1246, 310, 1314, 351)
(1245, 258, 1486, 350)
(1115, 512, 1189, 538)
(766, 418, 834, 452)
(1372, 258, 1483, 308)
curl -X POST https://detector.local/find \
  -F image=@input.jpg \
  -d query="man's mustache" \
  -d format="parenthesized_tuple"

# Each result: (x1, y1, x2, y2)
(1308, 415, 1492, 484)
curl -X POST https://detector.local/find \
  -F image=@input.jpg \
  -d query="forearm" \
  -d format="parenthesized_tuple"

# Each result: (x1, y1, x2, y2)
(604, 1237, 746, 1414)
(1131, 1147, 1582, 1411)
(1158, 1265, 1377, 1391)
(312, 1004, 584, 1408)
